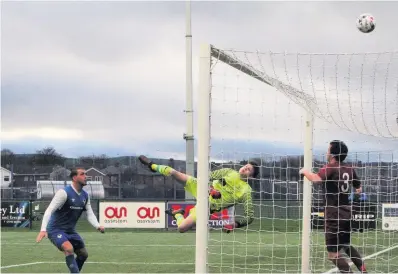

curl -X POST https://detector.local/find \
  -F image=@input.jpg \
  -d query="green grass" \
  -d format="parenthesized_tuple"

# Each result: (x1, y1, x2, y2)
(1, 226, 398, 273)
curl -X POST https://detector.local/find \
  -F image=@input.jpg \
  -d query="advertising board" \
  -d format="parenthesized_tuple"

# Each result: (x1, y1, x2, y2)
(382, 203, 398, 231)
(99, 201, 165, 228)
(1, 201, 31, 228)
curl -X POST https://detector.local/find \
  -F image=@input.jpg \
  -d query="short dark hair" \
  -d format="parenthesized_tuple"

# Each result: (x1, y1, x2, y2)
(329, 140, 348, 162)
(69, 167, 85, 179)
(249, 160, 260, 178)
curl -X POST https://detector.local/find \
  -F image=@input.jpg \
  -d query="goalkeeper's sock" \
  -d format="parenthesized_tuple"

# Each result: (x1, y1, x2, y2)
(150, 164, 173, 176)
(175, 213, 185, 227)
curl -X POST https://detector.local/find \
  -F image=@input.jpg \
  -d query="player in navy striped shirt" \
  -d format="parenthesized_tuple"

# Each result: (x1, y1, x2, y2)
(36, 168, 104, 273)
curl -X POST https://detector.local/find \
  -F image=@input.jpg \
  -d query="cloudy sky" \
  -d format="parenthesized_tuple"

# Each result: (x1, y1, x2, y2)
(1, 1, 397, 161)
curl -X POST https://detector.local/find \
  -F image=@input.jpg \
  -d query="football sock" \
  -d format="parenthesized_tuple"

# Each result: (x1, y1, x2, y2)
(343, 246, 367, 273)
(151, 164, 173, 176)
(331, 257, 352, 273)
(76, 255, 88, 271)
(65, 254, 79, 273)
(175, 213, 185, 227)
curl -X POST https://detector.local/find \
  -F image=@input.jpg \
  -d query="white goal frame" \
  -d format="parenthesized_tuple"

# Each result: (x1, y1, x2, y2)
(195, 43, 314, 273)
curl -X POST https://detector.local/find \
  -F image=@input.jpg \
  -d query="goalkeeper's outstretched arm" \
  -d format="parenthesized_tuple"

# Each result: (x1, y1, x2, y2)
(210, 168, 236, 181)
(236, 189, 254, 228)
(223, 189, 254, 233)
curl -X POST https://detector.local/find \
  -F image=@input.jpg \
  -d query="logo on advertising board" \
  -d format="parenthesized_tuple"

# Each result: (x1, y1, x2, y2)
(100, 202, 131, 228)
(100, 202, 166, 228)
(133, 202, 165, 228)
(166, 202, 234, 229)
(105, 206, 127, 219)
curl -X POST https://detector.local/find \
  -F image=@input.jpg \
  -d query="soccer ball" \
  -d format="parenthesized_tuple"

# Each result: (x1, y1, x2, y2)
(356, 13, 376, 33)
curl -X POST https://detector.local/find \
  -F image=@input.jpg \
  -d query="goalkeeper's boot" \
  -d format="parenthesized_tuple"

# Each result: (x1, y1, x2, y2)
(165, 208, 185, 219)
(139, 155, 173, 176)
(138, 155, 156, 173)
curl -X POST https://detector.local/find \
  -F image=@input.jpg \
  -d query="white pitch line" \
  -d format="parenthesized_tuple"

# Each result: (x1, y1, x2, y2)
(1, 262, 44, 269)
(1, 242, 193, 247)
(1, 241, 295, 248)
(1, 261, 195, 269)
(323, 244, 398, 274)
(1, 261, 295, 268)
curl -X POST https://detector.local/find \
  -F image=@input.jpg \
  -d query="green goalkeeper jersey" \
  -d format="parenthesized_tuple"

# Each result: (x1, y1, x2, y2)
(209, 168, 254, 228)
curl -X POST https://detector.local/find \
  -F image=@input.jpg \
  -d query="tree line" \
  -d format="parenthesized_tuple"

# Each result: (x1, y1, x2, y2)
(2, 146, 396, 173)
(1, 147, 111, 167)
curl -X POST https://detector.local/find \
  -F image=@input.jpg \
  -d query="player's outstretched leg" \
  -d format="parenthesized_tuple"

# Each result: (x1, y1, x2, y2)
(165, 208, 196, 233)
(138, 155, 192, 184)
(342, 246, 367, 273)
(138, 155, 172, 175)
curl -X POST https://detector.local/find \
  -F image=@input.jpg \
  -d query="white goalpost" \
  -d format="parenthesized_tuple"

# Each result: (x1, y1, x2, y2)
(196, 43, 398, 273)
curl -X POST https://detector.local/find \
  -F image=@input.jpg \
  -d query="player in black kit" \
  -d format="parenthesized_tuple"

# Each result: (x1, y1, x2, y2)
(300, 140, 367, 273)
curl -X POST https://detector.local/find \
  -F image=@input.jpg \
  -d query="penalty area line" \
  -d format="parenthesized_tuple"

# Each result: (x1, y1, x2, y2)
(322, 244, 398, 274)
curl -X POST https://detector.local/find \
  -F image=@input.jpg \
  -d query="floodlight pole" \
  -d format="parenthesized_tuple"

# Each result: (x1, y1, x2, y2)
(184, 0, 195, 200)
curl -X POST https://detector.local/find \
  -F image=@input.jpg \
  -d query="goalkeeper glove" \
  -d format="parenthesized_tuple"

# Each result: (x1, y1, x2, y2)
(209, 186, 221, 199)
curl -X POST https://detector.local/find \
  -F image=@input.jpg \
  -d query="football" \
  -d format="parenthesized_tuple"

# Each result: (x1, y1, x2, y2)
(356, 13, 376, 33)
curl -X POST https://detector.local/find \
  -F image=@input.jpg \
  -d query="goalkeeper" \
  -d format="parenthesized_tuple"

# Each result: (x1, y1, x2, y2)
(139, 155, 259, 233)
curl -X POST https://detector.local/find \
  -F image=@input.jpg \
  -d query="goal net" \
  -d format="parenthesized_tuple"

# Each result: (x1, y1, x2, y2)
(195, 44, 398, 273)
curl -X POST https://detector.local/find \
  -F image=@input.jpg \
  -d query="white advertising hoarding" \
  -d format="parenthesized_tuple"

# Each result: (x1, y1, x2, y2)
(99, 201, 165, 228)
(382, 203, 398, 231)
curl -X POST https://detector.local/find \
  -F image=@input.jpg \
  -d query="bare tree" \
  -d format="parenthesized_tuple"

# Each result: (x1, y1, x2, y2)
(31, 146, 65, 166)
(1, 148, 15, 167)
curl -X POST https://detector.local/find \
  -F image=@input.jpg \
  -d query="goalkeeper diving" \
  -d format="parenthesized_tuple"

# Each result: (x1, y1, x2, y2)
(139, 155, 259, 233)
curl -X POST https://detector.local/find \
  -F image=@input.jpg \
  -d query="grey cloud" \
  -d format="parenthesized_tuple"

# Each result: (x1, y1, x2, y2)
(2, 1, 189, 144)
(2, 1, 186, 65)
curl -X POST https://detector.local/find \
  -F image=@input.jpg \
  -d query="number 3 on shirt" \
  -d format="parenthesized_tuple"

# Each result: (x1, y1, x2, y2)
(341, 172, 350, 193)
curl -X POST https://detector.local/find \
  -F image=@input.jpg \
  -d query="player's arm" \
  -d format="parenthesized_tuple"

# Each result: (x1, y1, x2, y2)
(299, 167, 324, 184)
(40, 189, 67, 231)
(84, 196, 104, 233)
(209, 168, 236, 199)
(223, 188, 254, 233)
(352, 169, 361, 190)
(36, 189, 67, 242)
(210, 168, 236, 181)
(237, 189, 255, 227)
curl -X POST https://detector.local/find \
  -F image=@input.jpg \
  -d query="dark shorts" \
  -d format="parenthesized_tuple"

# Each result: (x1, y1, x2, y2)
(324, 206, 352, 252)
(324, 219, 351, 252)
(48, 230, 85, 251)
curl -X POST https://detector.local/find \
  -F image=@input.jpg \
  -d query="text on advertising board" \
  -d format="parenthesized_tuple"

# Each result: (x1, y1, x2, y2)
(1, 201, 31, 228)
(167, 202, 234, 228)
